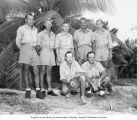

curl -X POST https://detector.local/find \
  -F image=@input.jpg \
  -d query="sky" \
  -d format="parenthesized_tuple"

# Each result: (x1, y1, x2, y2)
(82, 0, 137, 41)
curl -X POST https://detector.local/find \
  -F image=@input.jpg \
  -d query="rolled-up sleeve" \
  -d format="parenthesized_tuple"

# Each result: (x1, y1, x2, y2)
(108, 32, 113, 49)
(55, 34, 60, 48)
(73, 31, 78, 42)
(16, 27, 23, 49)
(37, 32, 42, 46)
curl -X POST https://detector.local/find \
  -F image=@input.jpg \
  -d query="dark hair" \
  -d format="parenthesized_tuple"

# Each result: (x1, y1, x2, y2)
(65, 51, 73, 58)
(25, 13, 35, 19)
(87, 51, 95, 58)
(96, 19, 104, 24)
(80, 17, 87, 22)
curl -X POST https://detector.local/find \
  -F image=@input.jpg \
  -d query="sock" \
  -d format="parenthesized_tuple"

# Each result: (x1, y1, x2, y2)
(36, 88, 40, 91)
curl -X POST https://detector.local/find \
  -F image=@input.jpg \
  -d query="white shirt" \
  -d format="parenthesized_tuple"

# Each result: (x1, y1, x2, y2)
(16, 24, 38, 49)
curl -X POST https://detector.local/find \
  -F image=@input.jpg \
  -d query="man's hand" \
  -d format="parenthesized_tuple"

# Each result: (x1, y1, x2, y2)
(35, 45, 41, 56)
(57, 57, 62, 64)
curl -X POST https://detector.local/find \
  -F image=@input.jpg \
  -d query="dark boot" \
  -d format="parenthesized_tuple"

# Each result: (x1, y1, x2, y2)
(107, 83, 113, 93)
(47, 90, 57, 96)
(41, 91, 46, 97)
(36, 90, 45, 99)
(25, 90, 31, 99)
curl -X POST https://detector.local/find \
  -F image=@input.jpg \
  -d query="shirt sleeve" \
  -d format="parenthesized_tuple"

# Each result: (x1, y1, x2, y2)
(107, 32, 113, 49)
(73, 31, 78, 42)
(60, 63, 66, 80)
(16, 27, 23, 49)
(96, 62, 105, 74)
(55, 34, 60, 48)
(75, 62, 83, 73)
(37, 32, 42, 46)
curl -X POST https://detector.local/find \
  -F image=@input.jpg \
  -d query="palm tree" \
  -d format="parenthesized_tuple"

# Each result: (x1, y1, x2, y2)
(0, 0, 115, 89)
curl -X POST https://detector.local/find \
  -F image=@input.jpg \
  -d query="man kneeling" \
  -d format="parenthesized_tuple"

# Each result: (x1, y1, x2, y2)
(82, 51, 113, 96)
(60, 51, 87, 104)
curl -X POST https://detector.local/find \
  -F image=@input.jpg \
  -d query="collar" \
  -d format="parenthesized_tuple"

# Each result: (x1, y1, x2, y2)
(96, 28, 106, 34)
(25, 24, 35, 30)
(79, 28, 90, 33)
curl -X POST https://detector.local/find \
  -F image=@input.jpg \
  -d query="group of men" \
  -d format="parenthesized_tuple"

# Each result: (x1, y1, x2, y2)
(16, 13, 113, 104)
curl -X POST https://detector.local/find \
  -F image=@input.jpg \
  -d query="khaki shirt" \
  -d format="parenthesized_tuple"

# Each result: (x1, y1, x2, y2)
(38, 30, 55, 48)
(60, 60, 83, 82)
(94, 29, 113, 49)
(82, 61, 105, 78)
(74, 28, 94, 47)
(55, 32, 74, 49)
(16, 24, 38, 49)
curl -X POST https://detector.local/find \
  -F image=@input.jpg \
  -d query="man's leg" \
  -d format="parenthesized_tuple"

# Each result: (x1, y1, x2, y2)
(61, 83, 71, 98)
(79, 75, 87, 104)
(24, 64, 31, 98)
(39, 65, 46, 97)
(46, 66, 57, 96)
(33, 66, 44, 99)
(100, 76, 113, 93)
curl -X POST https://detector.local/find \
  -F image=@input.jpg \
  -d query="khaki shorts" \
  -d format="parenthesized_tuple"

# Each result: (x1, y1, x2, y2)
(78, 45, 92, 60)
(95, 47, 109, 62)
(61, 77, 89, 94)
(86, 76, 110, 91)
(39, 47, 56, 66)
(61, 77, 80, 94)
(19, 44, 39, 66)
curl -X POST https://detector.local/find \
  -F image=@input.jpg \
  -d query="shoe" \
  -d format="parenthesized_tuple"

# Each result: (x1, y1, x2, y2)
(107, 83, 113, 93)
(42, 91, 46, 97)
(70, 91, 78, 95)
(25, 90, 31, 99)
(47, 90, 57, 96)
(36, 90, 45, 99)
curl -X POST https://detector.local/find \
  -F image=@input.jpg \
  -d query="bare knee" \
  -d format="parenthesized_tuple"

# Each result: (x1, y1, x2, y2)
(61, 84, 70, 95)
(33, 66, 39, 75)
(40, 66, 45, 74)
(24, 65, 29, 72)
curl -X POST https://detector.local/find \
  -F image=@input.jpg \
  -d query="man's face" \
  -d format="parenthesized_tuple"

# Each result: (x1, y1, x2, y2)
(62, 23, 70, 32)
(44, 20, 52, 30)
(96, 20, 103, 30)
(88, 53, 95, 64)
(25, 15, 34, 27)
(66, 53, 73, 64)
(80, 19, 88, 30)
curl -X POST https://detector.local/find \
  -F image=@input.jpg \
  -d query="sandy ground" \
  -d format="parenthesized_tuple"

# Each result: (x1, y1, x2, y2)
(1, 81, 137, 115)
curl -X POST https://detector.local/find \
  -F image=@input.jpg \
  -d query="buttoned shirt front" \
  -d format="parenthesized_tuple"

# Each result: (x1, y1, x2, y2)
(38, 30, 55, 48)
(94, 29, 113, 49)
(60, 60, 83, 82)
(82, 61, 105, 78)
(55, 32, 74, 49)
(74, 28, 94, 47)
(16, 24, 38, 48)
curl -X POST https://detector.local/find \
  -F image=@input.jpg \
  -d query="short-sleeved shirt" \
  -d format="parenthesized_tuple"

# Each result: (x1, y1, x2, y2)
(16, 24, 38, 49)
(60, 60, 83, 82)
(94, 29, 113, 49)
(82, 61, 105, 78)
(74, 28, 94, 47)
(55, 32, 74, 49)
(38, 30, 55, 48)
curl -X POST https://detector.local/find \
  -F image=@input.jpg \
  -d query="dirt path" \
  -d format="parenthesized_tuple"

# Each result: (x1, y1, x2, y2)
(0, 84, 137, 115)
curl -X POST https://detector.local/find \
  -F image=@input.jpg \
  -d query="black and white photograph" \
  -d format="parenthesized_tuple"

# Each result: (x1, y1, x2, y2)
(0, 0, 137, 119)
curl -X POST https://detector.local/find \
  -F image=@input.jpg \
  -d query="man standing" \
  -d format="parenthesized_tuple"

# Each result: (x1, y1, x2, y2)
(60, 51, 87, 104)
(38, 19, 57, 96)
(82, 51, 113, 94)
(93, 19, 113, 69)
(74, 18, 94, 65)
(16, 13, 44, 99)
(55, 22, 74, 65)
